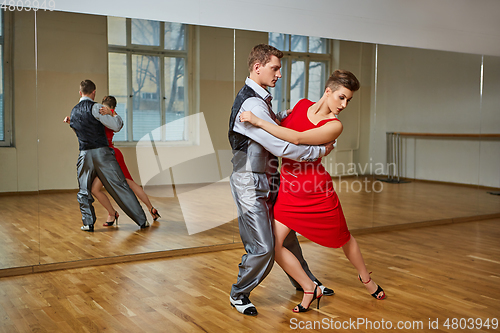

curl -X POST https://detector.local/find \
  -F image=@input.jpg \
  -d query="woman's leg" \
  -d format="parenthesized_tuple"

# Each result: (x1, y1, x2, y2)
(273, 219, 318, 310)
(126, 179, 153, 211)
(91, 177, 116, 223)
(342, 236, 383, 297)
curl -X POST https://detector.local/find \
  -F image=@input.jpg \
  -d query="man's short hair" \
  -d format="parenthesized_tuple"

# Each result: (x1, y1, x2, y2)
(80, 79, 96, 95)
(101, 96, 117, 109)
(247, 44, 283, 72)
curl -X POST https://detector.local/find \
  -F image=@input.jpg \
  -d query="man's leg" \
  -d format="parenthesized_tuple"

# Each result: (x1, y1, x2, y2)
(229, 172, 274, 315)
(92, 148, 147, 227)
(76, 150, 97, 230)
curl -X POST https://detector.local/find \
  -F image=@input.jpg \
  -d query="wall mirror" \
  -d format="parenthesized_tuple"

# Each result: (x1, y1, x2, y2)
(0, 7, 498, 274)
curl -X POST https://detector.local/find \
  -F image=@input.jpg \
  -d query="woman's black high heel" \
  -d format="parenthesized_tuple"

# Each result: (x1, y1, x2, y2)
(150, 207, 161, 221)
(293, 284, 323, 313)
(358, 272, 386, 300)
(103, 211, 119, 227)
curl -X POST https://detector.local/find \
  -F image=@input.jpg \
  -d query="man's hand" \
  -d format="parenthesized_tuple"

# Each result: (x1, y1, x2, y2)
(323, 140, 336, 157)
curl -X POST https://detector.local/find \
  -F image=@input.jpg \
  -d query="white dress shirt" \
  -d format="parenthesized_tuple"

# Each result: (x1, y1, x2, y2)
(232, 77, 325, 162)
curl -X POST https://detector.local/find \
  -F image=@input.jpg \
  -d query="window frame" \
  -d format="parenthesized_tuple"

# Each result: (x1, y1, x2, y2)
(0, 11, 13, 147)
(269, 34, 332, 112)
(107, 18, 193, 146)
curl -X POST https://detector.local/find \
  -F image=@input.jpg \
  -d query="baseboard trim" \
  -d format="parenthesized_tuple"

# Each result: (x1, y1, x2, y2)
(0, 243, 245, 278)
(348, 213, 500, 236)
(0, 189, 79, 196)
(1, 179, 498, 196)
(371, 176, 500, 192)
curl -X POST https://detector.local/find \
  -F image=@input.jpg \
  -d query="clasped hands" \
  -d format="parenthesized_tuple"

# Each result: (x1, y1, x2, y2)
(63, 106, 113, 124)
(239, 110, 336, 155)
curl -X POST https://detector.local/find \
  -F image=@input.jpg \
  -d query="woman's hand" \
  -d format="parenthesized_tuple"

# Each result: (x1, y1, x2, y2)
(99, 106, 112, 116)
(239, 111, 261, 127)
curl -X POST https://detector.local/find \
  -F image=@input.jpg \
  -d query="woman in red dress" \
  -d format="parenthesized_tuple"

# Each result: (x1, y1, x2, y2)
(240, 70, 385, 313)
(94, 96, 161, 226)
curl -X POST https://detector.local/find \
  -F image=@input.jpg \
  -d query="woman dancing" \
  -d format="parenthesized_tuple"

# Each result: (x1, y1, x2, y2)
(94, 96, 161, 226)
(240, 70, 385, 313)
(65, 96, 161, 226)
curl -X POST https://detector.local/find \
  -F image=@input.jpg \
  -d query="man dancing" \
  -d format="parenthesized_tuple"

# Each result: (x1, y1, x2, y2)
(69, 80, 148, 231)
(228, 44, 334, 315)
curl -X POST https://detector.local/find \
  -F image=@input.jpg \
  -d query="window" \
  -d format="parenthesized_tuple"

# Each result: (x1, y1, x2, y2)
(108, 17, 189, 142)
(0, 13, 4, 143)
(0, 12, 12, 147)
(268, 33, 331, 113)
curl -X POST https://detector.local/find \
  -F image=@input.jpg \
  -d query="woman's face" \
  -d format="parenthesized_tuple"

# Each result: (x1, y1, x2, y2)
(327, 86, 354, 116)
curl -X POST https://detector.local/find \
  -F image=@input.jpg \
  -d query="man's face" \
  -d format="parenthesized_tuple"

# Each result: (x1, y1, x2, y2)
(256, 55, 282, 88)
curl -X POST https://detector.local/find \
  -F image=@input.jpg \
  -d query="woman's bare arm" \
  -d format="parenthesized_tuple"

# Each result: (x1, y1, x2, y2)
(240, 111, 342, 145)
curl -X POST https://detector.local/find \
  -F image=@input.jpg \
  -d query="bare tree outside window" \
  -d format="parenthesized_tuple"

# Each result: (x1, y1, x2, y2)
(269, 33, 331, 111)
(132, 19, 160, 46)
(108, 18, 188, 142)
(132, 54, 161, 140)
(165, 22, 185, 51)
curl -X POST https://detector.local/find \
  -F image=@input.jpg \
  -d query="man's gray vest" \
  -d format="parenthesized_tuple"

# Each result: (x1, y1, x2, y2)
(228, 85, 278, 176)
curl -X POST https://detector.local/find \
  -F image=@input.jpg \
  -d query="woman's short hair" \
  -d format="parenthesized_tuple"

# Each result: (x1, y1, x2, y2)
(247, 44, 284, 72)
(101, 96, 117, 109)
(325, 70, 360, 92)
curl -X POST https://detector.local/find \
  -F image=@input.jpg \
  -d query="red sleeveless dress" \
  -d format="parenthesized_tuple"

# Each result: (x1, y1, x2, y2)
(105, 124, 133, 181)
(274, 99, 351, 248)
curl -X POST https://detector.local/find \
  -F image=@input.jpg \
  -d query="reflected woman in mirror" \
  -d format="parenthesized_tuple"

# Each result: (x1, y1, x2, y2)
(94, 96, 161, 226)
(64, 96, 161, 226)
(240, 70, 386, 313)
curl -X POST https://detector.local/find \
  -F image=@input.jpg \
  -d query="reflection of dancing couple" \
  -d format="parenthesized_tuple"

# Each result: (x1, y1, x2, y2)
(229, 44, 385, 315)
(65, 80, 160, 231)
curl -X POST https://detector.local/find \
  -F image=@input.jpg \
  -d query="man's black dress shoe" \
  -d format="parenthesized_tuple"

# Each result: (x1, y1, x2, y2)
(296, 279, 335, 296)
(319, 285, 335, 296)
(139, 221, 150, 229)
(230, 296, 258, 316)
(81, 224, 94, 232)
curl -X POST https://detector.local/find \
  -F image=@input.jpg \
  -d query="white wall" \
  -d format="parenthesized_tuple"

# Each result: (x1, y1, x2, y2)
(0, 11, 38, 192)
(54, 0, 500, 57)
(370, 45, 500, 187)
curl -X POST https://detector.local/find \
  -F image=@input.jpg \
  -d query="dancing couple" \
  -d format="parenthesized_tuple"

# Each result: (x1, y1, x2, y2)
(66, 80, 160, 231)
(228, 44, 385, 315)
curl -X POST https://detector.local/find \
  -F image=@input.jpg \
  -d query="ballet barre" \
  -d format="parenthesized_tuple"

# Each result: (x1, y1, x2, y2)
(383, 132, 500, 183)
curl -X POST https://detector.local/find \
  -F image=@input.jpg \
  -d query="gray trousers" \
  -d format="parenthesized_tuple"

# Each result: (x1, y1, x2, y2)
(76, 147, 147, 227)
(229, 171, 317, 300)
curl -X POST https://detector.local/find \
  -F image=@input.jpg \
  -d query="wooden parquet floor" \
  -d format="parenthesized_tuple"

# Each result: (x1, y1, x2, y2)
(0, 178, 499, 270)
(0, 218, 499, 332)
